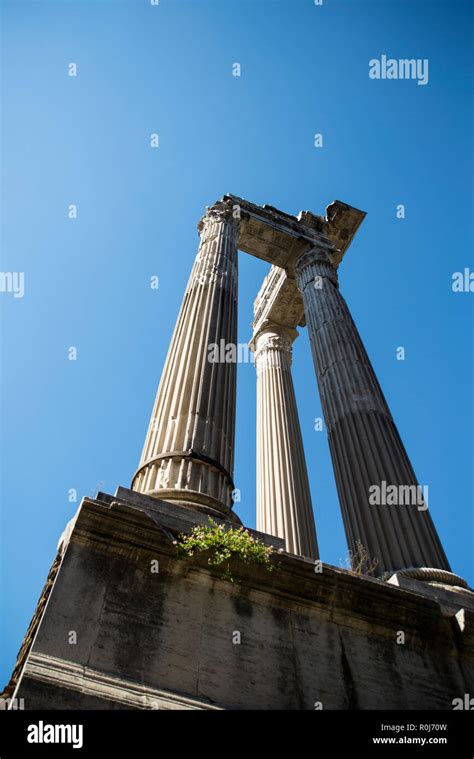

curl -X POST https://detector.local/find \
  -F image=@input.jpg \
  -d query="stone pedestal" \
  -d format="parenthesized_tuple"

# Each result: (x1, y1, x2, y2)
(5, 488, 473, 710)
(295, 244, 452, 576)
(132, 200, 239, 520)
(251, 323, 318, 559)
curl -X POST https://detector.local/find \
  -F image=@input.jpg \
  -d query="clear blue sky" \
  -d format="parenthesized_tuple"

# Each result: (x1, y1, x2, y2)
(1, 0, 472, 688)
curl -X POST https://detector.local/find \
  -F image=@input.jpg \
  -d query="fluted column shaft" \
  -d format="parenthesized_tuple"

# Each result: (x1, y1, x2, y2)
(132, 201, 239, 518)
(252, 324, 319, 559)
(296, 245, 450, 575)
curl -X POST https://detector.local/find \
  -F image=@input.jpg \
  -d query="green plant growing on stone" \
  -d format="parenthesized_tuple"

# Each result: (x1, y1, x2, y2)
(175, 518, 275, 583)
(341, 540, 379, 577)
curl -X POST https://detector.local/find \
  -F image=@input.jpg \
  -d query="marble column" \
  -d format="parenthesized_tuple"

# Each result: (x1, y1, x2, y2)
(132, 200, 240, 521)
(295, 243, 452, 576)
(251, 323, 319, 559)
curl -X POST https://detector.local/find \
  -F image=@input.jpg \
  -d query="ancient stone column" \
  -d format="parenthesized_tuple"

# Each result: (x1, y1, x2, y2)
(295, 243, 453, 577)
(132, 200, 240, 521)
(251, 322, 319, 559)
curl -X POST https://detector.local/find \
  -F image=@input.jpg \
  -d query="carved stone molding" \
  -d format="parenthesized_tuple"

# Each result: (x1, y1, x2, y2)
(294, 245, 338, 289)
(252, 323, 297, 372)
(197, 200, 240, 243)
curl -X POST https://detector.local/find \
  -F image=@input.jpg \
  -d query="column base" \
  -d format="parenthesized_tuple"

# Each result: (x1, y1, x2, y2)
(387, 568, 473, 616)
(141, 488, 242, 526)
(389, 567, 469, 589)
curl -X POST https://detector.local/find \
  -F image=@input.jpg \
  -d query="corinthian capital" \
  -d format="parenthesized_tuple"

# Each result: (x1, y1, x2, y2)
(295, 243, 339, 289)
(197, 199, 241, 241)
(250, 322, 298, 370)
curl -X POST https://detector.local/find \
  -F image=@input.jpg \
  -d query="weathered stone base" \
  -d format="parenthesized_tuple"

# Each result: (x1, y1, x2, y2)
(6, 489, 474, 710)
(15, 654, 221, 710)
